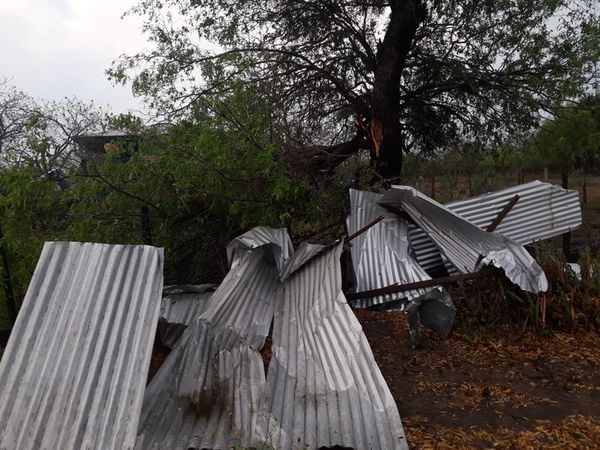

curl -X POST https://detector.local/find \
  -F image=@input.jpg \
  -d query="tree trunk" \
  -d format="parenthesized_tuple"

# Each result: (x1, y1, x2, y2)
(370, 0, 425, 180)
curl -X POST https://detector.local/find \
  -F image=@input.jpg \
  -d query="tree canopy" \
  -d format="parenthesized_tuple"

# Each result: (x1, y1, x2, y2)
(109, 0, 600, 179)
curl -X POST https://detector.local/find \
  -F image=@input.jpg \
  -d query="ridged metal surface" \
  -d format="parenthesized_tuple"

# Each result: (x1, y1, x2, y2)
(136, 227, 408, 449)
(0, 242, 164, 450)
(383, 186, 548, 292)
(135, 228, 291, 449)
(158, 284, 215, 348)
(280, 241, 327, 281)
(346, 189, 456, 343)
(409, 181, 582, 274)
(227, 225, 293, 274)
(347, 189, 443, 307)
(258, 241, 408, 450)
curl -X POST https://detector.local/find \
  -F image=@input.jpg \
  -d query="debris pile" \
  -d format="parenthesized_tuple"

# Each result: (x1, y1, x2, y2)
(346, 181, 582, 343)
(0, 181, 581, 449)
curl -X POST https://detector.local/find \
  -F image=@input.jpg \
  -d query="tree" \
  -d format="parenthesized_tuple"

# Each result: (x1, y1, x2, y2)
(109, 0, 600, 180)
(0, 81, 32, 165)
(532, 96, 600, 186)
(0, 82, 106, 180)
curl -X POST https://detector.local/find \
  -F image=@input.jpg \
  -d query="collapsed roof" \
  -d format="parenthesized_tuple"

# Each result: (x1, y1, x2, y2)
(346, 181, 582, 343)
(137, 228, 408, 449)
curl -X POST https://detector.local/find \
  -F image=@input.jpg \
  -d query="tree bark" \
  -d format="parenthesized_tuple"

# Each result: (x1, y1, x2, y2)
(370, 0, 425, 180)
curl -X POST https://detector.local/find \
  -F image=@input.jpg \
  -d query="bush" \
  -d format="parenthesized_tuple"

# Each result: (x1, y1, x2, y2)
(452, 244, 600, 333)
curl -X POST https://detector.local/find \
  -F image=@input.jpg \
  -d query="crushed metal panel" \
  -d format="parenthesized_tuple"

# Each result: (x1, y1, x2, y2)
(347, 189, 456, 342)
(135, 228, 289, 449)
(258, 241, 408, 450)
(158, 284, 215, 348)
(227, 225, 293, 273)
(280, 241, 327, 281)
(409, 181, 582, 274)
(0, 242, 164, 450)
(383, 186, 548, 293)
(347, 189, 444, 306)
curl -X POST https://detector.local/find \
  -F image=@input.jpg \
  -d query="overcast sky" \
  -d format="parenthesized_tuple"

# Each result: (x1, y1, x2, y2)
(0, 0, 147, 113)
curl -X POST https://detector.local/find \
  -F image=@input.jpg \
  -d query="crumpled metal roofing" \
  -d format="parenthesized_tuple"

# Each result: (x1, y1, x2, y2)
(409, 181, 582, 275)
(448, 180, 582, 242)
(382, 186, 548, 293)
(0, 242, 164, 450)
(227, 225, 293, 273)
(136, 227, 408, 449)
(135, 228, 290, 449)
(347, 189, 456, 342)
(158, 284, 215, 348)
(347, 189, 445, 306)
(258, 241, 408, 450)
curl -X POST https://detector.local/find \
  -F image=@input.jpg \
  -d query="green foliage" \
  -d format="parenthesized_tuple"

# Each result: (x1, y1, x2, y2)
(109, 0, 600, 157)
(0, 87, 348, 326)
(530, 101, 600, 172)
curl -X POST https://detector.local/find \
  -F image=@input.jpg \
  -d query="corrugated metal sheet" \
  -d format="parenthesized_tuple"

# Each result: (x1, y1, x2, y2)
(227, 225, 293, 273)
(347, 189, 444, 307)
(0, 242, 164, 450)
(382, 186, 548, 293)
(135, 228, 290, 449)
(346, 189, 456, 342)
(137, 227, 408, 448)
(257, 241, 408, 450)
(409, 181, 582, 274)
(280, 241, 327, 281)
(448, 180, 582, 242)
(158, 284, 215, 348)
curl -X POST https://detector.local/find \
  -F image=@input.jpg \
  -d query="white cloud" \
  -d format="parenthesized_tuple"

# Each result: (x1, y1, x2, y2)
(0, 0, 148, 113)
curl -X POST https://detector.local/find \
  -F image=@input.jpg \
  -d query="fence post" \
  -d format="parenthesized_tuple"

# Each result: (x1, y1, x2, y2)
(561, 170, 571, 259)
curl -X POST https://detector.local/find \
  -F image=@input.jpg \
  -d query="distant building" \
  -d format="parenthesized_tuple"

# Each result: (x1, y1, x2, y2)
(74, 129, 140, 164)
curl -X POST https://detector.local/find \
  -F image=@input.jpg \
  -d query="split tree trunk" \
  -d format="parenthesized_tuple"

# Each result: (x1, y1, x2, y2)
(370, 0, 425, 180)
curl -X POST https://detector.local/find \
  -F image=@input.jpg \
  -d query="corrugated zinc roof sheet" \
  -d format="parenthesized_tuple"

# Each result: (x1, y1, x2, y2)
(0, 242, 164, 450)
(447, 180, 582, 243)
(409, 181, 582, 274)
(137, 227, 409, 448)
(258, 241, 408, 449)
(347, 189, 444, 307)
(383, 186, 548, 292)
(158, 284, 215, 348)
(135, 228, 289, 449)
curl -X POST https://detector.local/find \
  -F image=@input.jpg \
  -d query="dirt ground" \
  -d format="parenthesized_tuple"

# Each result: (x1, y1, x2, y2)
(146, 310, 600, 449)
(355, 309, 600, 449)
